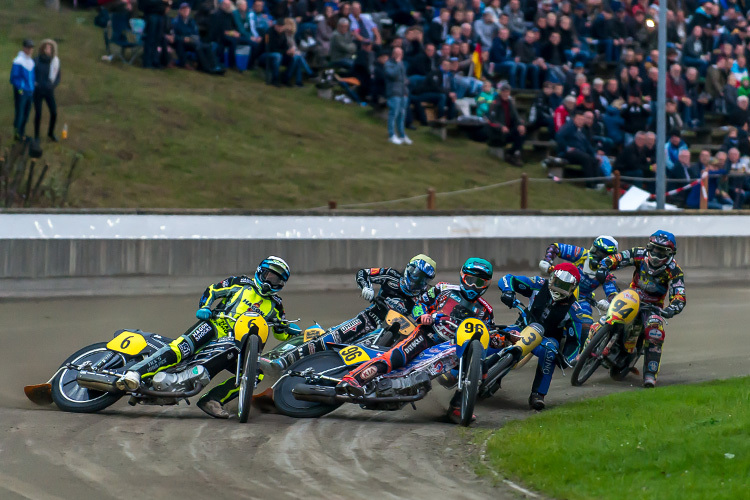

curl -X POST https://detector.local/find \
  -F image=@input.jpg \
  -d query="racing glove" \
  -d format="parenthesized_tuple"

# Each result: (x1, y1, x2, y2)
(489, 333, 505, 349)
(285, 323, 303, 336)
(595, 267, 608, 284)
(361, 286, 375, 302)
(596, 299, 610, 312)
(660, 307, 675, 319)
(196, 307, 212, 320)
(538, 260, 551, 274)
(501, 291, 516, 309)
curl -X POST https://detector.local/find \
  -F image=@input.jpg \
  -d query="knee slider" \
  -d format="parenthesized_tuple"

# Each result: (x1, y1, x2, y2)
(644, 315, 665, 345)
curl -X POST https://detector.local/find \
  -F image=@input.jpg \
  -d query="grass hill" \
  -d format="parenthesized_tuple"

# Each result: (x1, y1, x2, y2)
(0, 0, 611, 210)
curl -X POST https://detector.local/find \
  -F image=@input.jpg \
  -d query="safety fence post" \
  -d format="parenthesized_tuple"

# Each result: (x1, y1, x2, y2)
(520, 173, 528, 210)
(699, 171, 708, 210)
(328, 200, 337, 210)
(427, 188, 436, 210)
(612, 170, 621, 210)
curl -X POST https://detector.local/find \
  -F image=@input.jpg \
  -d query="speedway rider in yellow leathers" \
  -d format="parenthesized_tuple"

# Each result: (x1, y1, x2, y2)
(117, 256, 301, 418)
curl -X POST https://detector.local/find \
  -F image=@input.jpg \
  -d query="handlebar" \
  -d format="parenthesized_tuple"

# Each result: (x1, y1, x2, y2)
(212, 311, 301, 328)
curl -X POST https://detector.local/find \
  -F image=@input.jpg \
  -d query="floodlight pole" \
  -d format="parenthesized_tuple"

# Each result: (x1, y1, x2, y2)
(655, 0, 667, 209)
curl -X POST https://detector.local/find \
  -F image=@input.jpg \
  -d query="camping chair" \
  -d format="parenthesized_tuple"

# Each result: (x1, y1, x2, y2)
(103, 12, 143, 64)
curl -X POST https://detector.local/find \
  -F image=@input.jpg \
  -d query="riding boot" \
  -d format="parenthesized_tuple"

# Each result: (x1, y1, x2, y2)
(642, 341, 662, 387)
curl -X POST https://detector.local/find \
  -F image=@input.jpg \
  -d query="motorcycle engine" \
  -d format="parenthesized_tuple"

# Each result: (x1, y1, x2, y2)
(375, 372, 432, 397)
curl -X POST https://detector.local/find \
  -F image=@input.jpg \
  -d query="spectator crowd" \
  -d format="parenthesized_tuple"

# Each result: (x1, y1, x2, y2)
(84, 0, 750, 207)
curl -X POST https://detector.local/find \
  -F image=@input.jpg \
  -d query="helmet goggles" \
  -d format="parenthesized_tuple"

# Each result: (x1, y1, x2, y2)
(549, 270, 577, 300)
(460, 272, 491, 289)
(646, 242, 673, 267)
(260, 269, 286, 289)
(403, 264, 434, 292)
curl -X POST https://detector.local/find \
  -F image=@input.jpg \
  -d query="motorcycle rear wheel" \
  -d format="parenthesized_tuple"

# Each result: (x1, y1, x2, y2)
(238, 335, 260, 423)
(274, 351, 348, 418)
(571, 325, 611, 387)
(459, 340, 482, 427)
(51, 342, 125, 413)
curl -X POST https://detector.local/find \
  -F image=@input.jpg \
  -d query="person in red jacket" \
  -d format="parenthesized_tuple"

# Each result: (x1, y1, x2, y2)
(554, 95, 576, 132)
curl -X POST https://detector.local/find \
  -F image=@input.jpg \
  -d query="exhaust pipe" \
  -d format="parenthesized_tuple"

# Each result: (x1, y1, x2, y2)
(76, 371, 119, 392)
(292, 384, 339, 405)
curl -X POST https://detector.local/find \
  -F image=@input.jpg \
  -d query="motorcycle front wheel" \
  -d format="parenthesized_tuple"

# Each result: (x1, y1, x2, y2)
(459, 340, 483, 427)
(238, 335, 260, 423)
(273, 351, 348, 418)
(51, 342, 125, 413)
(571, 325, 612, 387)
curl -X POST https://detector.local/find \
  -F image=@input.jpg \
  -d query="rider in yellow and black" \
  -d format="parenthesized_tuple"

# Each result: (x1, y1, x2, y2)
(116, 256, 301, 419)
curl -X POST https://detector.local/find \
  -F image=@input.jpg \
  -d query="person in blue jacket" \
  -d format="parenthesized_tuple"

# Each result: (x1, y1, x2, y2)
(10, 39, 35, 141)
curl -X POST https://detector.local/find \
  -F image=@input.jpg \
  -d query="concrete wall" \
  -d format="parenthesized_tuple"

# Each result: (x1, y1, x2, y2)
(1, 236, 748, 278)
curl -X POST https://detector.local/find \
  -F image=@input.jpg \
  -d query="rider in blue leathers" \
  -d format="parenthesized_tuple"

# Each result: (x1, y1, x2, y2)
(539, 235, 620, 363)
(498, 262, 581, 410)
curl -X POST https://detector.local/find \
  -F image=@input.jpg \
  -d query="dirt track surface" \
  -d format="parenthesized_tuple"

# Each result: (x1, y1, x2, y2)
(1, 282, 747, 500)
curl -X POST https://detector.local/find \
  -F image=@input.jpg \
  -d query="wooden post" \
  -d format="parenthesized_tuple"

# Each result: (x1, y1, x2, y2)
(699, 170, 708, 210)
(612, 170, 621, 210)
(328, 200, 337, 210)
(427, 188, 436, 210)
(520, 173, 528, 210)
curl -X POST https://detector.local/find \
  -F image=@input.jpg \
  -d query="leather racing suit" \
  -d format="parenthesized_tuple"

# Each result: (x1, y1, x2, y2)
(499, 274, 577, 397)
(272, 267, 424, 371)
(127, 276, 294, 406)
(543, 243, 619, 361)
(595, 248, 686, 381)
(342, 283, 496, 389)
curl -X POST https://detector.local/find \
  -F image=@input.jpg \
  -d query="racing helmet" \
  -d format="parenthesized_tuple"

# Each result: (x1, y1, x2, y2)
(589, 235, 619, 269)
(254, 256, 291, 296)
(549, 262, 580, 302)
(646, 230, 676, 270)
(459, 258, 493, 300)
(399, 254, 437, 296)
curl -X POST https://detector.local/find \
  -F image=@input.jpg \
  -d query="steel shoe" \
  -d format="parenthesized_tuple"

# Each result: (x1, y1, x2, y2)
(447, 406, 476, 424)
(643, 374, 656, 388)
(336, 377, 365, 398)
(197, 398, 230, 419)
(529, 392, 546, 411)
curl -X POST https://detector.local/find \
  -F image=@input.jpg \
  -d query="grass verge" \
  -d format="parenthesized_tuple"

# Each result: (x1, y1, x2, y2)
(484, 376, 749, 500)
(1, 0, 611, 209)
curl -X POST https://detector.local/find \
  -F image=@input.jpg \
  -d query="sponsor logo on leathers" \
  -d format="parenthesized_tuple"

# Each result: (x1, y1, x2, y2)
(403, 335, 424, 355)
(178, 341, 192, 358)
(361, 365, 378, 380)
(192, 322, 213, 343)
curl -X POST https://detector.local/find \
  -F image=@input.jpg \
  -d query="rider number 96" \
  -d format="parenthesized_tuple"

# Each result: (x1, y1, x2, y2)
(340, 346, 370, 364)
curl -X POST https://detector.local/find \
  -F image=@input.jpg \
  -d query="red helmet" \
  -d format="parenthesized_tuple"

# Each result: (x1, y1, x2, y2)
(549, 262, 580, 302)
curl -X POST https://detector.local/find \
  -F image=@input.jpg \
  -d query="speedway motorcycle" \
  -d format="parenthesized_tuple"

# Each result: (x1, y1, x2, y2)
(24, 311, 285, 423)
(273, 308, 544, 427)
(571, 288, 663, 386)
(258, 296, 411, 376)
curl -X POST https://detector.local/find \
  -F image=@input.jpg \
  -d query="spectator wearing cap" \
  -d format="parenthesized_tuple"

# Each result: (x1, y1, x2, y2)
(385, 46, 411, 145)
(514, 29, 543, 89)
(486, 82, 526, 166)
(171, 3, 201, 68)
(140, 0, 171, 69)
(665, 129, 688, 170)
(489, 27, 521, 88)
(10, 39, 35, 141)
(33, 39, 60, 142)
(682, 25, 710, 76)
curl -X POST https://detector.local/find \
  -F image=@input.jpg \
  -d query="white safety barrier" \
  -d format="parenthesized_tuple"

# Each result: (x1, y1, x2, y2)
(3, 213, 750, 239)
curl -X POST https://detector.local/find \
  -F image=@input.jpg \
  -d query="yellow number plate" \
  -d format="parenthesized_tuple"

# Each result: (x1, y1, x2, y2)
(107, 332, 147, 356)
(607, 289, 640, 324)
(515, 324, 545, 357)
(385, 310, 416, 336)
(456, 318, 490, 349)
(234, 313, 270, 343)
(339, 345, 371, 365)
(303, 327, 325, 342)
